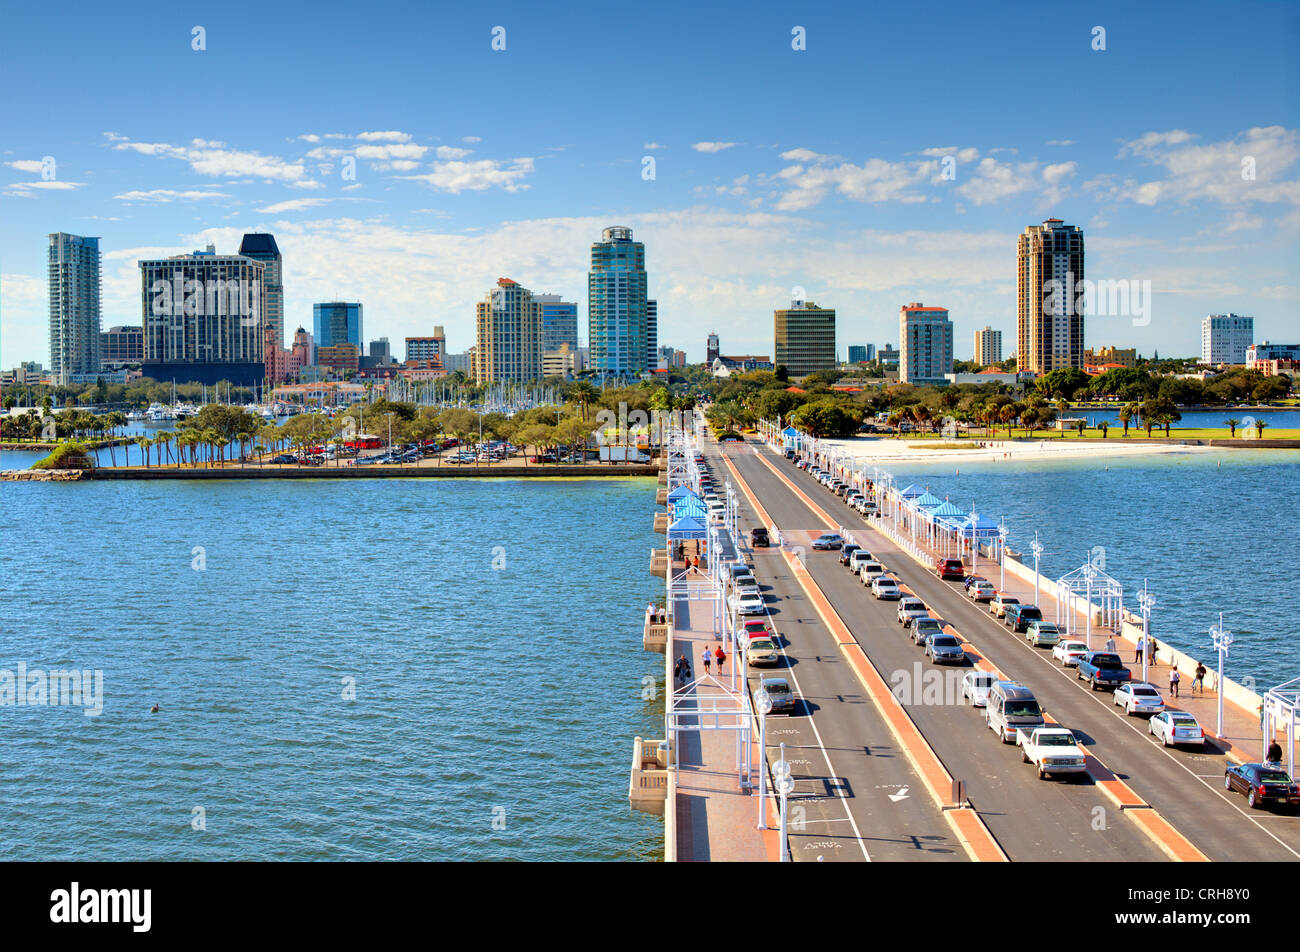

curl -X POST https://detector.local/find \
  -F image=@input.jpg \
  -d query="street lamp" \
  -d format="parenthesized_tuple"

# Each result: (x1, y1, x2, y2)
(1210, 613, 1233, 738)
(1137, 581, 1155, 683)
(755, 689, 772, 829)
(1030, 533, 1044, 607)
(998, 524, 1009, 590)
(773, 742, 794, 862)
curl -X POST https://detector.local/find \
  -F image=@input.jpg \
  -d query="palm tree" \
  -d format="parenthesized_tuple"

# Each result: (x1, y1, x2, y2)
(1225, 418, 1240, 438)
(214, 436, 229, 467)
(1098, 420, 1110, 439)
(886, 410, 903, 437)
(568, 381, 599, 422)
(1256, 420, 1270, 439)
(235, 431, 252, 466)
(137, 435, 150, 468)
(1075, 419, 1087, 438)
(999, 404, 1018, 439)
(1120, 403, 1138, 437)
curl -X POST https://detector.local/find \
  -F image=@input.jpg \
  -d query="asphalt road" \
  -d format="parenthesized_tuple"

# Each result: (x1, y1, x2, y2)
(729, 440, 1300, 861)
(696, 450, 968, 862)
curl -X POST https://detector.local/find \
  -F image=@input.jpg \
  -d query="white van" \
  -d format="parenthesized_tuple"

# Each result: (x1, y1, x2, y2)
(848, 550, 875, 574)
(985, 681, 1045, 744)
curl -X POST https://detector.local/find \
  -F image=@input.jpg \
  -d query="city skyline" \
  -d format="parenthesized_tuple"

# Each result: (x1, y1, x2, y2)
(2, 1, 1298, 368)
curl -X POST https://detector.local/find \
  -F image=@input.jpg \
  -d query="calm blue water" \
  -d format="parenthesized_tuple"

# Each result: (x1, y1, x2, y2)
(0, 477, 664, 860)
(1068, 408, 1299, 430)
(881, 450, 1300, 690)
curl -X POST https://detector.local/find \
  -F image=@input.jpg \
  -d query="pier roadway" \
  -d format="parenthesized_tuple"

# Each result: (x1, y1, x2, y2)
(716, 443, 1172, 861)
(730, 441, 1300, 862)
(696, 472, 969, 861)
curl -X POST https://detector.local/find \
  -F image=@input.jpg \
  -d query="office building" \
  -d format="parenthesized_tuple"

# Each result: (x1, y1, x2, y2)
(706, 332, 720, 366)
(1248, 341, 1300, 369)
(473, 278, 543, 383)
(973, 326, 1003, 366)
(313, 302, 363, 351)
(405, 334, 444, 363)
(443, 352, 471, 375)
(847, 345, 869, 364)
(1082, 345, 1135, 369)
(48, 233, 103, 384)
(899, 303, 954, 385)
(1201, 314, 1253, 365)
(139, 244, 266, 386)
(318, 343, 360, 376)
(774, 300, 836, 376)
(1018, 218, 1085, 374)
(646, 299, 658, 373)
(588, 226, 649, 375)
(537, 295, 579, 352)
(237, 233, 283, 377)
(542, 342, 584, 378)
(100, 325, 143, 368)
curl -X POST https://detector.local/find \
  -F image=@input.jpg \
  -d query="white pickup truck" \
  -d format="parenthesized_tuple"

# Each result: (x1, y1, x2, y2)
(1016, 727, 1088, 781)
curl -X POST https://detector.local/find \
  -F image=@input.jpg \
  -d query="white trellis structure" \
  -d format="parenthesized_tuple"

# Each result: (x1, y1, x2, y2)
(1264, 679, 1300, 779)
(1055, 560, 1124, 646)
(666, 674, 754, 790)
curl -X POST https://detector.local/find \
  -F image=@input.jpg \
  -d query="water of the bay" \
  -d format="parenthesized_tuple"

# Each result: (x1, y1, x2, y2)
(0, 476, 665, 861)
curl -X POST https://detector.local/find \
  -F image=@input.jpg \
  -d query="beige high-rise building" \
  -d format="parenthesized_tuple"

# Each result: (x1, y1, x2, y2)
(1017, 218, 1084, 374)
(774, 300, 836, 377)
(973, 326, 1003, 366)
(473, 278, 542, 383)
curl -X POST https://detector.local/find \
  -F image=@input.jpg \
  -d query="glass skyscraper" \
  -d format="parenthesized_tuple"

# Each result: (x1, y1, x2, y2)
(313, 302, 363, 350)
(48, 233, 102, 383)
(588, 226, 649, 375)
(536, 295, 579, 352)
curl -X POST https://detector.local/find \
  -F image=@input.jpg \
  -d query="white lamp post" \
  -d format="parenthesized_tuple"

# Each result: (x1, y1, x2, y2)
(773, 743, 793, 862)
(1030, 533, 1044, 607)
(1137, 581, 1155, 683)
(756, 689, 772, 829)
(998, 524, 1009, 591)
(1210, 613, 1233, 738)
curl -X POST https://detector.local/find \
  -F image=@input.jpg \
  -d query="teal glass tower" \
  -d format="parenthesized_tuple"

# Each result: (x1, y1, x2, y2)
(588, 226, 648, 376)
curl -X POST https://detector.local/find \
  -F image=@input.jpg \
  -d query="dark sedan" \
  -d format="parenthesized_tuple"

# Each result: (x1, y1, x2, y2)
(1225, 763, 1300, 811)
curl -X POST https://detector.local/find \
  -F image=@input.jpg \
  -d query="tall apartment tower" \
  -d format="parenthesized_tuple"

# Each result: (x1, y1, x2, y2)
(48, 233, 103, 383)
(899, 303, 954, 385)
(238, 233, 283, 378)
(974, 326, 1003, 366)
(706, 332, 720, 366)
(647, 299, 658, 371)
(313, 302, 363, 350)
(1201, 314, 1253, 365)
(588, 225, 649, 376)
(536, 294, 579, 351)
(474, 278, 542, 383)
(139, 246, 266, 386)
(773, 300, 836, 377)
(1017, 218, 1084, 374)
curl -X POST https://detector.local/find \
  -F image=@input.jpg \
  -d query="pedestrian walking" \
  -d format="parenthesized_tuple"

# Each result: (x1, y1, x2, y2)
(1169, 667, 1181, 698)
(1193, 661, 1207, 695)
(1147, 637, 1158, 665)
(701, 647, 711, 675)
(1135, 636, 1145, 664)
(715, 645, 726, 674)
(1267, 741, 1284, 765)
(1104, 635, 1116, 654)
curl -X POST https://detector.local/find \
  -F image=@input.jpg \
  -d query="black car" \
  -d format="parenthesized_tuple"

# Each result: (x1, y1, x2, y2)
(1225, 763, 1300, 811)
(750, 527, 770, 547)
(838, 544, 861, 566)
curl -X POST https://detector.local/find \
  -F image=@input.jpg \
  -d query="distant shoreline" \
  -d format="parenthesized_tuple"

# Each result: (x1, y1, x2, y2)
(3, 463, 660, 482)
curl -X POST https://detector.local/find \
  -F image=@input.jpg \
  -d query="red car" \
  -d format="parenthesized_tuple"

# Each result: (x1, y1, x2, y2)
(743, 619, 771, 639)
(936, 558, 965, 581)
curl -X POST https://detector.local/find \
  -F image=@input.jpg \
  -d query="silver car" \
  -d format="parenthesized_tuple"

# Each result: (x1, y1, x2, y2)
(1114, 682, 1165, 716)
(925, 633, 966, 664)
(962, 670, 996, 707)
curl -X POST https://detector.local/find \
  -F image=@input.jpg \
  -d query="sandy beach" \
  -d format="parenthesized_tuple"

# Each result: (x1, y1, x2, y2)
(818, 436, 1220, 464)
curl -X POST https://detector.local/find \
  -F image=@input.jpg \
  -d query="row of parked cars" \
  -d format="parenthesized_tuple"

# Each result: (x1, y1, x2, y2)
(798, 461, 879, 517)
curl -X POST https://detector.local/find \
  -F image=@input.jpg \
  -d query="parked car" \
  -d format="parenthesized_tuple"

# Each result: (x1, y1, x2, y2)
(1052, 640, 1091, 667)
(731, 592, 766, 615)
(1113, 682, 1165, 716)
(986, 681, 1044, 744)
(747, 638, 780, 667)
(925, 633, 965, 664)
(962, 574, 987, 591)
(1025, 621, 1062, 647)
(897, 596, 927, 625)
(743, 618, 771, 639)
(837, 544, 861, 566)
(848, 550, 875, 574)
(962, 670, 996, 708)
(760, 677, 797, 714)
(859, 561, 887, 585)
(1004, 603, 1044, 633)
(871, 576, 901, 600)
(911, 617, 945, 646)
(1076, 652, 1132, 691)
(968, 580, 996, 602)
(1149, 711, 1205, 748)
(811, 533, 843, 550)
(1224, 763, 1300, 811)
(750, 527, 770, 548)
(1017, 727, 1087, 780)
(935, 558, 965, 580)
(989, 593, 1020, 618)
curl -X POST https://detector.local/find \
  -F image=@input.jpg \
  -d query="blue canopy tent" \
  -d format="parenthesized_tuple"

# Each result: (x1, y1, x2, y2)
(927, 501, 968, 558)
(667, 485, 700, 503)
(898, 483, 926, 499)
(667, 515, 708, 539)
(670, 497, 708, 520)
(956, 511, 1003, 569)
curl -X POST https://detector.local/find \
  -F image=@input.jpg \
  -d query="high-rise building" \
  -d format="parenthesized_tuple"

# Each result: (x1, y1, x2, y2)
(287, 327, 314, 379)
(443, 352, 471, 375)
(1201, 314, 1253, 365)
(139, 245, 266, 386)
(899, 303, 954, 385)
(406, 336, 444, 362)
(706, 332, 720, 366)
(974, 326, 1003, 366)
(318, 342, 359, 376)
(313, 302, 363, 351)
(646, 299, 658, 372)
(588, 226, 649, 375)
(48, 233, 103, 384)
(773, 300, 836, 377)
(878, 344, 899, 366)
(237, 233, 283, 377)
(473, 278, 543, 383)
(537, 295, 579, 352)
(542, 342, 584, 378)
(847, 345, 868, 364)
(1017, 218, 1085, 374)
(100, 325, 144, 368)
(1247, 341, 1300, 368)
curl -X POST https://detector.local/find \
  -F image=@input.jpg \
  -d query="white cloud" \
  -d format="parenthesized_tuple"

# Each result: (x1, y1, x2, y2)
(400, 157, 536, 193)
(5, 180, 84, 192)
(356, 131, 412, 143)
(1046, 139, 1075, 147)
(354, 143, 427, 161)
(6, 159, 46, 173)
(108, 133, 310, 184)
(297, 134, 321, 143)
(435, 145, 473, 160)
(955, 157, 1076, 206)
(462, 136, 482, 144)
(643, 142, 666, 151)
(256, 198, 332, 214)
(1112, 126, 1300, 206)
(114, 189, 232, 203)
(772, 155, 935, 210)
(692, 142, 737, 153)
(289, 179, 326, 189)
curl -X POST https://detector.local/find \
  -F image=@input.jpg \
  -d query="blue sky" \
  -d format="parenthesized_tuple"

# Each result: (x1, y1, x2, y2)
(2, 0, 1298, 365)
